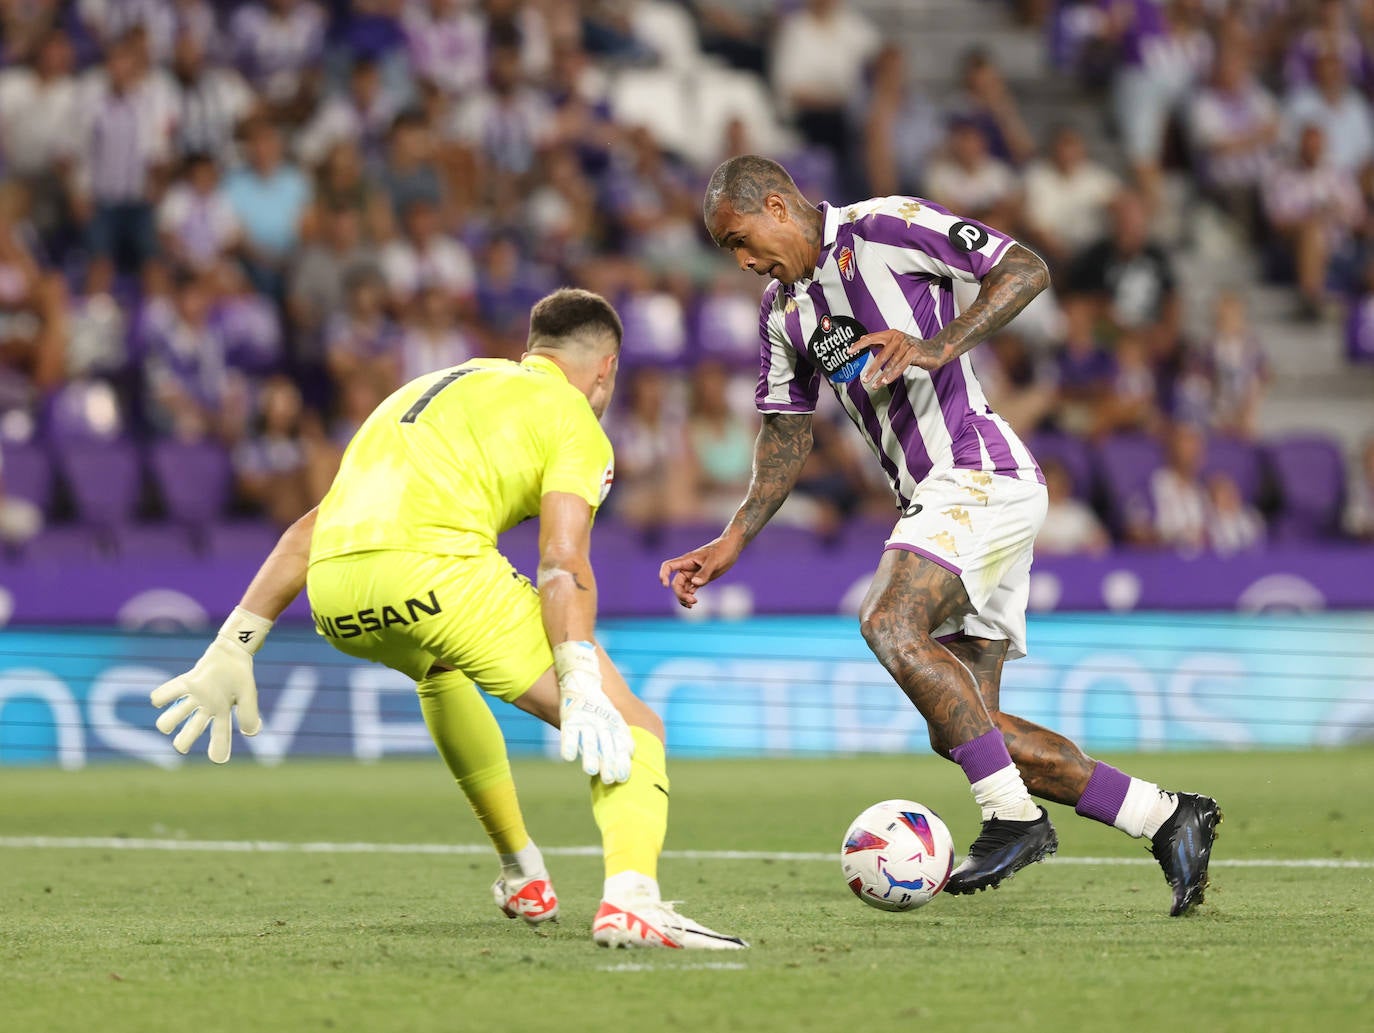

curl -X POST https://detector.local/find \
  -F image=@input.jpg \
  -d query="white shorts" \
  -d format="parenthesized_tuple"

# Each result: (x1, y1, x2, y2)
(884, 468, 1047, 660)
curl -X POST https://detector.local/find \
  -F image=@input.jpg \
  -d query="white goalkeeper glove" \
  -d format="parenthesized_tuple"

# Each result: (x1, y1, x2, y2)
(554, 640, 635, 785)
(150, 606, 270, 763)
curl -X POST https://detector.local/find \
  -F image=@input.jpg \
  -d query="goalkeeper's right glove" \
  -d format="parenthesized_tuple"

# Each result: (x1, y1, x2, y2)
(150, 606, 269, 764)
(554, 640, 635, 785)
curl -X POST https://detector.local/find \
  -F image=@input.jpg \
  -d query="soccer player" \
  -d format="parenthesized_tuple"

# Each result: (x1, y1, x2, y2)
(661, 156, 1220, 915)
(151, 288, 746, 950)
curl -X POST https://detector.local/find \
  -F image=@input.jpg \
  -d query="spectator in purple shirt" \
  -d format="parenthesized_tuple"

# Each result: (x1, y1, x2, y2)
(1283, 0, 1371, 93)
(229, 0, 326, 122)
(156, 152, 242, 275)
(402, 0, 486, 99)
(142, 271, 249, 443)
(232, 373, 332, 528)
(1052, 295, 1115, 436)
(946, 48, 1037, 168)
(474, 232, 552, 355)
(322, 266, 402, 401)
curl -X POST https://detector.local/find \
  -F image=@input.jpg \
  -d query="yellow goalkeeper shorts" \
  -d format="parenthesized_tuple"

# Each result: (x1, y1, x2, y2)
(305, 548, 552, 701)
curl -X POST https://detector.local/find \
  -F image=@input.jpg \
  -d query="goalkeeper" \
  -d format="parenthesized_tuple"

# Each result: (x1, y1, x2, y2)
(150, 288, 745, 951)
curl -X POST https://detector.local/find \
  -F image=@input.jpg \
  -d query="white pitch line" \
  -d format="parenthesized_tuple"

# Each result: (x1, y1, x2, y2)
(598, 962, 748, 973)
(0, 836, 1371, 869)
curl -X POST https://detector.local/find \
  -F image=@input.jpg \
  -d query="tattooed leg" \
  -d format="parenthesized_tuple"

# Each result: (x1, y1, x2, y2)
(857, 551, 994, 748)
(943, 635, 1095, 805)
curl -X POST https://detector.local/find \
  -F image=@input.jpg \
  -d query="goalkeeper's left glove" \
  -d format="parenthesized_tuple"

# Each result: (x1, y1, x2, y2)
(150, 606, 270, 763)
(554, 640, 635, 785)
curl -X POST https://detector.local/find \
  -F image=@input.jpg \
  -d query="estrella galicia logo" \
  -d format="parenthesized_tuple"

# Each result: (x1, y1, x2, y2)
(948, 220, 989, 253)
(807, 313, 868, 384)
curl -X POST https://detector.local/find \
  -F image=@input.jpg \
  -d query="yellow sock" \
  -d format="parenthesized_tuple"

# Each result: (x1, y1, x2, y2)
(417, 669, 530, 857)
(590, 725, 669, 881)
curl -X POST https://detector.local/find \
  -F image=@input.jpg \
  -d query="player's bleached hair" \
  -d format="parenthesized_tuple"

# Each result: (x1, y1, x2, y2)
(527, 288, 623, 355)
(703, 155, 804, 218)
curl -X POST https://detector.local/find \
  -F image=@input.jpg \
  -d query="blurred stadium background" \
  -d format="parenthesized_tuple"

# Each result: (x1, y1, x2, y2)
(0, 2, 1370, 779)
(3, 3, 1373, 1030)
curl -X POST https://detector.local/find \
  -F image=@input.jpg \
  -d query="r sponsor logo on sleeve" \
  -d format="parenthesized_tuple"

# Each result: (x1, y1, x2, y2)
(947, 221, 989, 253)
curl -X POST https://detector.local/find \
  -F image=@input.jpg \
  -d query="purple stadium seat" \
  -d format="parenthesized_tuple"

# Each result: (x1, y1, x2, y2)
(53, 438, 142, 528)
(1, 441, 54, 513)
(690, 292, 760, 369)
(1026, 432, 1094, 499)
(112, 523, 197, 562)
(1266, 434, 1346, 541)
(618, 290, 689, 369)
(1095, 433, 1164, 531)
(1203, 435, 1264, 504)
(202, 520, 282, 560)
(149, 440, 233, 527)
(14, 525, 105, 566)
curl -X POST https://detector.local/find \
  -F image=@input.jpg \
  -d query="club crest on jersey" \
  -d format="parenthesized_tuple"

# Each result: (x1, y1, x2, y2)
(837, 246, 855, 281)
(807, 313, 868, 384)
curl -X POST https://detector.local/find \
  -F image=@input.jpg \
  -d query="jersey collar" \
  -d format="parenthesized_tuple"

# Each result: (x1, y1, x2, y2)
(521, 353, 569, 381)
(807, 201, 840, 282)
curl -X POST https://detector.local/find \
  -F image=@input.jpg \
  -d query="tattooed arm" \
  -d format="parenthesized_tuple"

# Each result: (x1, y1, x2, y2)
(659, 412, 813, 607)
(853, 243, 1051, 387)
(725, 412, 814, 546)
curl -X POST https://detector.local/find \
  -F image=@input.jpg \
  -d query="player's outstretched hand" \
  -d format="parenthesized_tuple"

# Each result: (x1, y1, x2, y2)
(659, 534, 743, 609)
(150, 607, 270, 764)
(553, 641, 634, 784)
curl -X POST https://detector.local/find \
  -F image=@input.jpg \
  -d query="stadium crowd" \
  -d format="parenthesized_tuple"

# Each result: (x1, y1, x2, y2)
(0, 0, 1372, 559)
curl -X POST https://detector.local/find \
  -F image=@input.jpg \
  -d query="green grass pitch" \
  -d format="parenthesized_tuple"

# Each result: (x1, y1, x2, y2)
(4, 749, 1373, 1033)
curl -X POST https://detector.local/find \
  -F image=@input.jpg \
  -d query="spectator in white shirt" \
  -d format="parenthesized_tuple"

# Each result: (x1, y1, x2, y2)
(167, 29, 256, 166)
(446, 22, 554, 193)
(0, 29, 81, 236)
(1206, 472, 1265, 554)
(400, 285, 477, 383)
(1023, 125, 1121, 269)
(378, 199, 476, 310)
(925, 117, 1021, 229)
(1036, 458, 1111, 556)
(1263, 122, 1364, 319)
(295, 57, 400, 170)
(1189, 41, 1279, 230)
(770, 0, 880, 187)
(1284, 47, 1374, 174)
(156, 153, 242, 274)
(1134, 421, 1209, 551)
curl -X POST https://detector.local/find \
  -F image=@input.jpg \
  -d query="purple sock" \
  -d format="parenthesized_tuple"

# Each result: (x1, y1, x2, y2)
(1075, 762, 1130, 825)
(949, 728, 1014, 785)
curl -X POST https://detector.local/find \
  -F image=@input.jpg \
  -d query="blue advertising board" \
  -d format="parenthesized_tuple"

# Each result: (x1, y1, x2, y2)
(1, 614, 1371, 767)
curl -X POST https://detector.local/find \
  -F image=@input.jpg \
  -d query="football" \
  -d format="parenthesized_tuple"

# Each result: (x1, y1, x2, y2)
(841, 799, 956, 911)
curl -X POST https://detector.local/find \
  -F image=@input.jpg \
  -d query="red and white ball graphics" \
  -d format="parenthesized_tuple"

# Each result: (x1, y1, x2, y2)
(841, 800, 956, 911)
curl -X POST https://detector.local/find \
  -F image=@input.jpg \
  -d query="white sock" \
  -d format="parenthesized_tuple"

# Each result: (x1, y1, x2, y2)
(1115, 780, 1178, 838)
(499, 840, 545, 881)
(970, 763, 1040, 822)
(603, 870, 661, 907)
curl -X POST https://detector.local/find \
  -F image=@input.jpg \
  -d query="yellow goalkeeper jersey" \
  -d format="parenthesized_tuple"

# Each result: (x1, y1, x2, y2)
(309, 355, 614, 562)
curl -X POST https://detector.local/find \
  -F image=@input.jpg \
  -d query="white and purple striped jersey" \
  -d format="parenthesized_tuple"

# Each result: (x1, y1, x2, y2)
(756, 197, 1042, 508)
